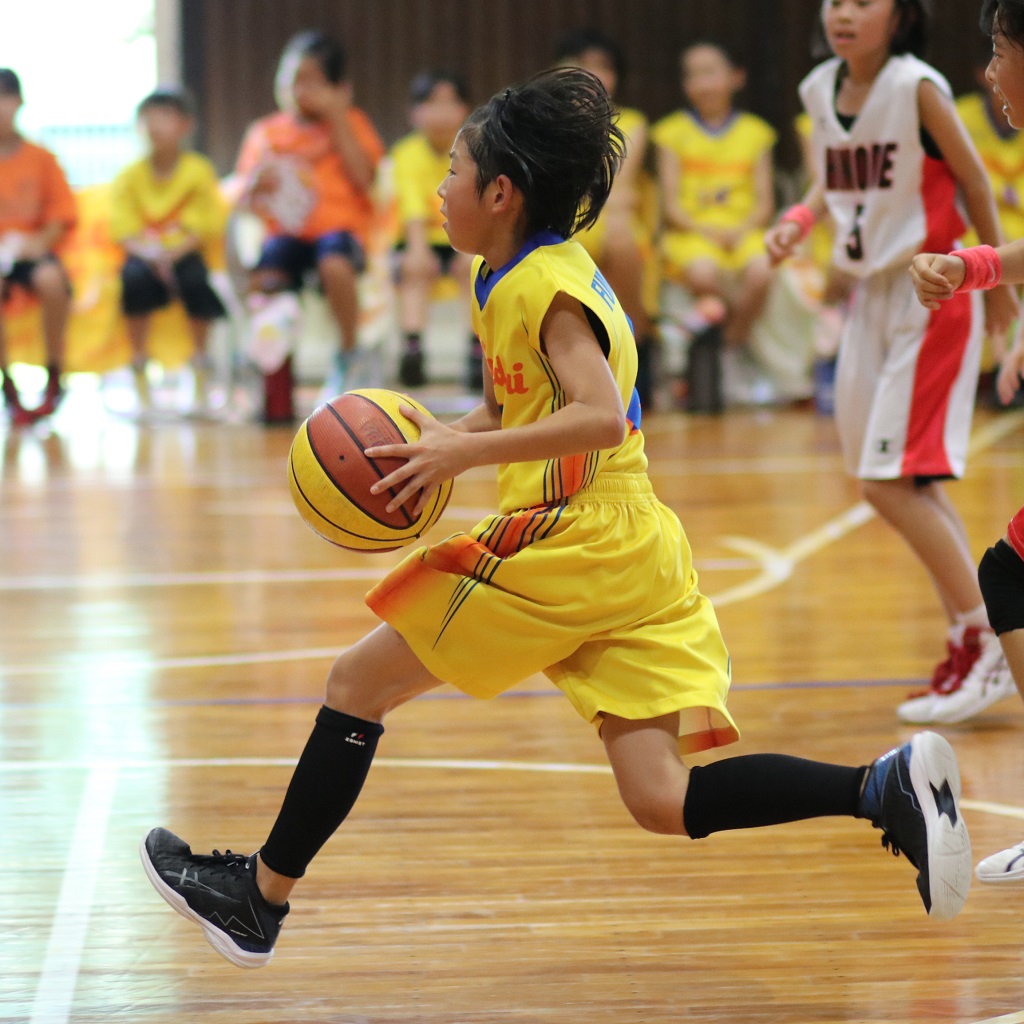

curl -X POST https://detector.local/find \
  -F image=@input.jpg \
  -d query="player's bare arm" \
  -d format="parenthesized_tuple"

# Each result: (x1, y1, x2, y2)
(367, 292, 626, 514)
(764, 180, 826, 265)
(918, 78, 1018, 334)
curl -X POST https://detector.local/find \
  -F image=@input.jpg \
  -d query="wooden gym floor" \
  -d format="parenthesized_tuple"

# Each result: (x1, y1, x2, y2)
(4, 380, 1024, 1024)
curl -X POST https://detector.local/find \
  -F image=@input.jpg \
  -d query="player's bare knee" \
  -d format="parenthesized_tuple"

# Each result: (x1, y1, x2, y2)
(32, 263, 69, 299)
(620, 789, 683, 836)
(318, 253, 357, 284)
(859, 478, 895, 510)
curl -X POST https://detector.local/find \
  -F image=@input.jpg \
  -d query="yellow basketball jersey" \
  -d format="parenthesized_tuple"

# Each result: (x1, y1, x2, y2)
(956, 92, 1024, 241)
(389, 131, 451, 246)
(651, 109, 776, 227)
(471, 233, 647, 514)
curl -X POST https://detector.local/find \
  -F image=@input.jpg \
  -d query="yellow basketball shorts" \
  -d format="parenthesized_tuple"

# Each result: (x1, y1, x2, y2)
(661, 227, 767, 278)
(366, 473, 739, 755)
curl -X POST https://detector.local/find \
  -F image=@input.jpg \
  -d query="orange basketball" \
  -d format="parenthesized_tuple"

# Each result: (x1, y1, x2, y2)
(288, 389, 453, 551)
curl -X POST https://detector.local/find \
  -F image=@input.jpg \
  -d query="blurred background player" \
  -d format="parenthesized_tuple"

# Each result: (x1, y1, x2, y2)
(956, 41, 1024, 405)
(767, 0, 1018, 724)
(389, 70, 476, 389)
(233, 30, 385, 422)
(652, 42, 776, 374)
(0, 67, 75, 426)
(109, 88, 227, 415)
(553, 27, 658, 406)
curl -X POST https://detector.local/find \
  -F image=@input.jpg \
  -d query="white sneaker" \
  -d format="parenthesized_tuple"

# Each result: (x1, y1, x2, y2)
(927, 634, 1017, 725)
(976, 840, 1024, 883)
(896, 690, 939, 725)
(898, 629, 1016, 725)
(897, 624, 982, 724)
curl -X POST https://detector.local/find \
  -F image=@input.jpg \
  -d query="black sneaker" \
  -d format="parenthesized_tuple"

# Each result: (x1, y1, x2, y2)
(140, 827, 288, 968)
(398, 349, 426, 387)
(858, 731, 971, 920)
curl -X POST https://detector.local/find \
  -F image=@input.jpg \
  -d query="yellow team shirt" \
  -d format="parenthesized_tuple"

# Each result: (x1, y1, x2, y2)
(651, 109, 776, 228)
(956, 92, 1024, 242)
(389, 131, 451, 247)
(109, 151, 226, 250)
(471, 232, 647, 514)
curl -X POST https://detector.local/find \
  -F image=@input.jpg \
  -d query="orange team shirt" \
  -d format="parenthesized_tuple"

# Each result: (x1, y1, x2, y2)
(0, 140, 77, 239)
(235, 108, 385, 244)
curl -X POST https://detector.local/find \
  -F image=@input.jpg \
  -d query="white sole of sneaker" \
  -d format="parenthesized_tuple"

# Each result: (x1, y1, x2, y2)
(975, 847, 1024, 884)
(909, 732, 972, 920)
(896, 693, 938, 725)
(138, 835, 272, 969)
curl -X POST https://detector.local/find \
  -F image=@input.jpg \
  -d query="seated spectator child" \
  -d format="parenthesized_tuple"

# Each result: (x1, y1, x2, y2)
(0, 68, 76, 426)
(553, 27, 658, 407)
(652, 42, 776, 353)
(109, 88, 227, 414)
(234, 30, 385, 423)
(390, 70, 475, 389)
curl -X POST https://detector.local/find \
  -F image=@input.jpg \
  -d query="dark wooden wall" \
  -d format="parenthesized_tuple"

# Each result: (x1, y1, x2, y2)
(182, 0, 993, 177)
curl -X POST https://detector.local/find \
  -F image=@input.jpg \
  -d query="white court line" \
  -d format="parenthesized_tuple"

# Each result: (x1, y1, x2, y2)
(708, 412, 1024, 607)
(0, 557, 758, 598)
(971, 1013, 1024, 1024)
(0, 567, 386, 591)
(4, 754, 1023, 821)
(29, 765, 118, 1024)
(1, 646, 342, 678)
(961, 799, 1024, 822)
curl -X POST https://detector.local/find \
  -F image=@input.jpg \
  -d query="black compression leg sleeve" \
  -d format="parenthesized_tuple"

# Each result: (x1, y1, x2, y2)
(682, 754, 866, 840)
(979, 539, 1024, 636)
(260, 706, 384, 878)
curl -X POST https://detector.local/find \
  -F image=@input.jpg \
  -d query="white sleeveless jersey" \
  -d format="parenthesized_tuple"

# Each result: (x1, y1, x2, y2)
(800, 54, 966, 278)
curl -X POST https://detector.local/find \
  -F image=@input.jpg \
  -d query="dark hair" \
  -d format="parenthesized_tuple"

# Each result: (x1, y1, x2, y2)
(813, 0, 931, 59)
(554, 27, 626, 81)
(459, 67, 625, 239)
(0, 68, 22, 98)
(137, 88, 191, 118)
(982, 0, 1024, 48)
(681, 39, 741, 70)
(409, 69, 470, 106)
(281, 30, 347, 84)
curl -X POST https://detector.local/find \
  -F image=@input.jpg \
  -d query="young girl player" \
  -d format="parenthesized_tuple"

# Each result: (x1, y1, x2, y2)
(141, 68, 972, 969)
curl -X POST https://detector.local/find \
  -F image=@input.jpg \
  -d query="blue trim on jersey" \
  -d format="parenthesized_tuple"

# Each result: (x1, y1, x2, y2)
(474, 230, 565, 310)
(625, 386, 642, 432)
(688, 109, 738, 138)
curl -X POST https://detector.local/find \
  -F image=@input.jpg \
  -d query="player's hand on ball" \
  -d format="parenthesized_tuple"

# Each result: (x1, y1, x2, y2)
(367, 405, 467, 517)
(908, 253, 963, 309)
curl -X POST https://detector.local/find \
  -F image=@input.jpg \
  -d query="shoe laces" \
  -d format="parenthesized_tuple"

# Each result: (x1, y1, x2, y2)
(878, 830, 919, 870)
(907, 631, 984, 699)
(195, 849, 251, 874)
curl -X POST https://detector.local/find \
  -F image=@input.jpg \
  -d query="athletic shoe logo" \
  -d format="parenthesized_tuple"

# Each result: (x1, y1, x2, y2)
(930, 779, 959, 826)
(345, 732, 367, 746)
(878, 439, 891, 454)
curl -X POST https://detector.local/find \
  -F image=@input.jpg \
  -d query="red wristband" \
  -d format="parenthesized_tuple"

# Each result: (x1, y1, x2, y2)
(779, 204, 816, 242)
(1008, 505, 1024, 562)
(952, 245, 1003, 291)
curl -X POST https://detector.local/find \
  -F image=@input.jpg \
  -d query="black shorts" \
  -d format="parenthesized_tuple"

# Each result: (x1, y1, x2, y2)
(2, 255, 72, 300)
(254, 231, 366, 291)
(392, 241, 459, 280)
(120, 252, 226, 320)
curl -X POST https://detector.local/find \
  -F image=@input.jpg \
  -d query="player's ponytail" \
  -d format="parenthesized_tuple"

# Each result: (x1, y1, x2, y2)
(460, 68, 625, 239)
